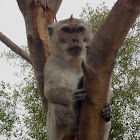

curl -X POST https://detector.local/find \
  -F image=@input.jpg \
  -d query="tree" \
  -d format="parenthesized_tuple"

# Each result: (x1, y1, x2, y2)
(79, 1, 140, 139)
(0, 0, 140, 139)
(80, 3, 140, 139)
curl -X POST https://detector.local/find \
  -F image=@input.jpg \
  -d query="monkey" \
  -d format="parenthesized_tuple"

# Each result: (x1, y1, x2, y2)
(44, 15, 112, 140)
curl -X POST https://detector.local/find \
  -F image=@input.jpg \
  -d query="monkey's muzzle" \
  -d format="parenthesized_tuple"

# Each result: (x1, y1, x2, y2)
(67, 46, 82, 56)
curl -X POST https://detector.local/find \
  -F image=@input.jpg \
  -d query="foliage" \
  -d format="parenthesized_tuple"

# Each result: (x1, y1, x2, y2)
(21, 74, 46, 140)
(80, 3, 140, 140)
(80, 3, 109, 33)
(0, 81, 23, 138)
(0, 2, 140, 140)
(0, 53, 46, 139)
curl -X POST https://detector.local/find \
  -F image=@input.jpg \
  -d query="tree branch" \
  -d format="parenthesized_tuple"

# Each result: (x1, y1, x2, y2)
(79, 0, 140, 139)
(0, 32, 32, 65)
(46, 0, 63, 14)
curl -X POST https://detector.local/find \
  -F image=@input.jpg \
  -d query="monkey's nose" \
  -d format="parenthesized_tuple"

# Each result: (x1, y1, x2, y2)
(73, 38, 78, 42)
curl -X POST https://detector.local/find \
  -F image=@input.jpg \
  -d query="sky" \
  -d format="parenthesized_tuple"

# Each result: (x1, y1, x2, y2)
(0, 0, 117, 84)
(0, 0, 117, 139)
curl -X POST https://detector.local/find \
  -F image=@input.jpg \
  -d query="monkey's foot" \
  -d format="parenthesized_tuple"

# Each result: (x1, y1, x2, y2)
(101, 102, 112, 122)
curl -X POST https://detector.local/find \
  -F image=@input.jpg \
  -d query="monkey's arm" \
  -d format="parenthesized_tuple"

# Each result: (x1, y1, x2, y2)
(44, 82, 74, 105)
(44, 82, 87, 106)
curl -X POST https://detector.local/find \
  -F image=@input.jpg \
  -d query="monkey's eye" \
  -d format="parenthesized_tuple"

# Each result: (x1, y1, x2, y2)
(62, 27, 72, 33)
(76, 27, 85, 33)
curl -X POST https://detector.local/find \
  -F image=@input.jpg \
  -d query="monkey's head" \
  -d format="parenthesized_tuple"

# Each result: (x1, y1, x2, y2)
(48, 15, 92, 60)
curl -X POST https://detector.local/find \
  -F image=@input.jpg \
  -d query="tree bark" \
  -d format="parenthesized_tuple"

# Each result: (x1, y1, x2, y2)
(79, 0, 140, 140)
(0, 32, 32, 65)
(16, 0, 62, 115)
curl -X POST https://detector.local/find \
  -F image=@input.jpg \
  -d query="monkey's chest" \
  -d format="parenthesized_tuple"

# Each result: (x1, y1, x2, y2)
(63, 70, 82, 89)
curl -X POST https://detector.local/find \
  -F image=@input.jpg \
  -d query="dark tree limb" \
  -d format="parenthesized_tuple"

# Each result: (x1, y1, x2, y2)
(0, 32, 32, 65)
(79, 0, 140, 140)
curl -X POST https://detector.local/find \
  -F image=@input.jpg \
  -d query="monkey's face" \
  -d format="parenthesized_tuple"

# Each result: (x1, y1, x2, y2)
(48, 17, 92, 59)
(58, 23, 91, 57)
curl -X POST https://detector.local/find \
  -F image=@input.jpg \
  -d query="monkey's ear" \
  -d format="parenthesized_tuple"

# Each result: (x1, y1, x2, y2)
(47, 26, 53, 36)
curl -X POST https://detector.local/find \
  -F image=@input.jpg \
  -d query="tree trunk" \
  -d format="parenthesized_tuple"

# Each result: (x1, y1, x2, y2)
(16, 0, 62, 115)
(79, 0, 140, 140)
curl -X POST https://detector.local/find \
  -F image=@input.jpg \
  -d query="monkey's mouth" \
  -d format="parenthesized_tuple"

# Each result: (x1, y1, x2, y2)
(67, 46, 82, 56)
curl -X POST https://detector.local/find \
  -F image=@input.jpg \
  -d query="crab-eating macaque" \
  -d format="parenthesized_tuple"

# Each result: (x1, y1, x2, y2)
(44, 15, 112, 140)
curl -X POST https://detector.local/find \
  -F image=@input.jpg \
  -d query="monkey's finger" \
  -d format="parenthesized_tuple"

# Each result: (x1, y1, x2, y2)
(73, 93, 87, 100)
(73, 91, 87, 97)
(73, 97, 86, 102)
(74, 88, 86, 94)
(102, 110, 112, 117)
(102, 106, 110, 113)
(102, 102, 112, 113)
(105, 102, 112, 107)
(101, 108, 112, 122)
(102, 114, 112, 122)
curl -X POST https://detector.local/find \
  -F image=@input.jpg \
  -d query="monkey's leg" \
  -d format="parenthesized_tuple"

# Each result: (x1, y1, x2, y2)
(103, 121, 111, 140)
(101, 102, 112, 122)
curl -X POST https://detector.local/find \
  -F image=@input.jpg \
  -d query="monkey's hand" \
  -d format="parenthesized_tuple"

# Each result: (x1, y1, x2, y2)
(101, 102, 112, 122)
(72, 88, 87, 102)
